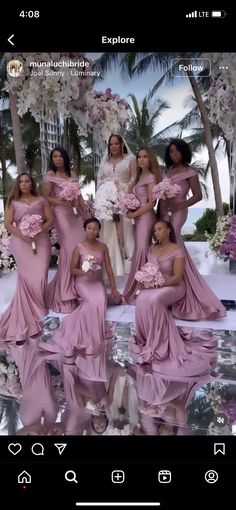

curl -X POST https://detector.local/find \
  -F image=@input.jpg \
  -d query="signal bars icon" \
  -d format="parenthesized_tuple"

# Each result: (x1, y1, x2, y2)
(186, 11, 198, 17)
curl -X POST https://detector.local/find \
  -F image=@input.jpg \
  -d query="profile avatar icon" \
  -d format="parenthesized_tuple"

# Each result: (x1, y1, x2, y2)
(7, 59, 24, 77)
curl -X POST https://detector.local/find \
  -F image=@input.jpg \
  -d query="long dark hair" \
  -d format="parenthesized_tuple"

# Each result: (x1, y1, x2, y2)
(165, 139, 192, 167)
(154, 220, 177, 244)
(133, 146, 162, 187)
(49, 146, 71, 177)
(107, 134, 128, 158)
(7, 172, 38, 206)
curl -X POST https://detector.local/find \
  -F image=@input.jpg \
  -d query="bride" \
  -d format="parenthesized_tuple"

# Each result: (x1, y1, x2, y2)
(96, 134, 137, 277)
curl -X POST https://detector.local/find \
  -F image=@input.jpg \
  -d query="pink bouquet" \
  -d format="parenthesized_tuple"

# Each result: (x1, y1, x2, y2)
(58, 182, 81, 215)
(135, 262, 165, 290)
(152, 178, 181, 218)
(19, 214, 43, 254)
(81, 254, 101, 273)
(118, 193, 141, 215)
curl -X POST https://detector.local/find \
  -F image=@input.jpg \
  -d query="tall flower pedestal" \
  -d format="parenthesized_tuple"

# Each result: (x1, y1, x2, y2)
(230, 260, 236, 273)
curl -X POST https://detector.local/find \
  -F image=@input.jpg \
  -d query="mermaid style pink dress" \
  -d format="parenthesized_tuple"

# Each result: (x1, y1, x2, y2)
(62, 362, 108, 434)
(160, 167, 226, 320)
(137, 370, 213, 435)
(40, 244, 109, 374)
(123, 174, 157, 304)
(0, 199, 51, 343)
(43, 174, 86, 313)
(131, 246, 217, 368)
(8, 340, 58, 428)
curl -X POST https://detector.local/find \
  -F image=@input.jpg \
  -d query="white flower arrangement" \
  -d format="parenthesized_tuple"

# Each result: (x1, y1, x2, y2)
(83, 88, 129, 143)
(94, 181, 119, 221)
(0, 220, 17, 277)
(205, 53, 236, 140)
(206, 215, 230, 254)
(0, 352, 22, 398)
(207, 214, 236, 260)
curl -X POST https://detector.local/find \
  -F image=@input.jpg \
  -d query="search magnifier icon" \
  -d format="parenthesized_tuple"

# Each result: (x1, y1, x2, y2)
(65, 470, 78, 484)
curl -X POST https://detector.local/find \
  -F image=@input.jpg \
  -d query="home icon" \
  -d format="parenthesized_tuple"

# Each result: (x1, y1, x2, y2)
(18, 471, 31, 484)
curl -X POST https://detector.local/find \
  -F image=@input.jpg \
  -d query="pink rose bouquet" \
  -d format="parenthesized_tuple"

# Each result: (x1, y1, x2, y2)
(58, 182, 81, 215)
(19, 214, 43, 254)
(118, 193, 141, 215)
(135, 262, 165, 290)
(152, 178, 181, 218)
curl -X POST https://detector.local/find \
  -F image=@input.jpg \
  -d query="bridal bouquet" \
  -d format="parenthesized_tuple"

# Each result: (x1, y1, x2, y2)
(81, 254, 101, 273)
(19, 214, 43, 254)
(118, 193, 141, 215)
(135, 262, 165, 289)
(152, 178, 181, 218)
(58, 181, 81, 215)
(94, 181, 119, 221)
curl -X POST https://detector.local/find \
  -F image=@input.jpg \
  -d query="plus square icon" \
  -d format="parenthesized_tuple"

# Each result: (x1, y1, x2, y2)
(111, 470, 125, 483)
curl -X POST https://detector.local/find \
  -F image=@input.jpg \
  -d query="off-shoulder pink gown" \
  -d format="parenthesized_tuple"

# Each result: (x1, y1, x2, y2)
(0, 199, 51, 343)
(43, 174, 86, 313)
(131, 246, 217, 368)
(123, 174, 157, 304)
(40, 243, 109, 377)
(160, 167, 226, 320)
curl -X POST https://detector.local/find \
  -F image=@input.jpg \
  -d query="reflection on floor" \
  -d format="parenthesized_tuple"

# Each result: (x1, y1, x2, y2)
(1, 319, 236, 436)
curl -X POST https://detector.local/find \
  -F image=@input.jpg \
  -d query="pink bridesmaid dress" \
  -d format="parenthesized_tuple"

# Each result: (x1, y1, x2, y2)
(62, 363, 107, 434)
(160, 167, 226, 320)
(43, 174, 86, 313)
(123, 174, 157, 304)
(8, 340, 58, 428)
(0, 199, 51, 343)
(131, 246, 217, 368)
(40, 244, 108, 369)
(137, 370, 211, 435)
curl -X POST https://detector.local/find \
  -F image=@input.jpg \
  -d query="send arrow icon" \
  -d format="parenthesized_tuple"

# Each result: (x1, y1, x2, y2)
(54, 443, 67, 455)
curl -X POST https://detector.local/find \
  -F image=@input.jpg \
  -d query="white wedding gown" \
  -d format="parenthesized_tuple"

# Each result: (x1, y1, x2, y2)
(97, 154, 135, 277)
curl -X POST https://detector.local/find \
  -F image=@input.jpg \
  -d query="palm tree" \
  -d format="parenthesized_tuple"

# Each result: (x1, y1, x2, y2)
(94, 53, 224, 216)
(123, 92, 171, 153)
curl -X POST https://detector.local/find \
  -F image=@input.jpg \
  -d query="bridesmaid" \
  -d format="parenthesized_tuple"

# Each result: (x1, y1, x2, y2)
(123, 147, 161, 303)
(42, 146, 87, 313)
(159, 139, 226, 320)
(131, 221, 217, 369)
(137, 371, 211, 436)
(7, 340, 58, 433)
(40, 218, 121, 370)
(0, 173, 52, 343)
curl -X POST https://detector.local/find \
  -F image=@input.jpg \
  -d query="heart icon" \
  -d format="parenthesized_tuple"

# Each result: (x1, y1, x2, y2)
(8, 443, 22, 455)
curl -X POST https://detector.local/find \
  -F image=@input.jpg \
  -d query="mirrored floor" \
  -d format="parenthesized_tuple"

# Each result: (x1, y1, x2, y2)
(1, 318, 236, 436)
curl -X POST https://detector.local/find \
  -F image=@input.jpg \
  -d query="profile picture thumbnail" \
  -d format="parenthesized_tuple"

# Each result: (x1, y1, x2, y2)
(7, 59, 24, 77)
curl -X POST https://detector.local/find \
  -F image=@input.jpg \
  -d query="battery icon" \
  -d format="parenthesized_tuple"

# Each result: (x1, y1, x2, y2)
(211, 10, 227, 18)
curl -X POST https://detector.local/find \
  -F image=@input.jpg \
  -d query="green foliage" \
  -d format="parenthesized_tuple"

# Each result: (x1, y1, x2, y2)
(183, 203, 229, 241)
(194, 203, 229, 235)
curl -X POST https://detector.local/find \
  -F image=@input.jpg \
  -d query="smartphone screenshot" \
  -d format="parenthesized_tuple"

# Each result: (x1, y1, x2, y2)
(0, 5, 235, 508)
